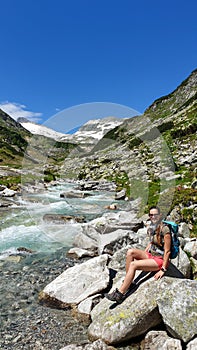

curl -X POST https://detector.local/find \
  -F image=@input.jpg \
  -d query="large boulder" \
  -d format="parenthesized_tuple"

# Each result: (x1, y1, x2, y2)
(170, 247, 192, 278)
(40, 254, 110, 307)
(74, 225, 100, 251)
(88, 277, 197, 345)
(88, 277, 162, 344)
(156, 278, 197, 343)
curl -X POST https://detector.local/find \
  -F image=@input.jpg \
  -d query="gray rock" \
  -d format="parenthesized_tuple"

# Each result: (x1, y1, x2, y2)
(190, 257, 197, 279)
(191, 179, 197, 189)
(0, 187, 16, 197)
(156, 278, 197, 343)
(88, 277, 162, 344)
(186, 337, 197, 350)
(170, 247, 192, 278)
(60, 191, 91, 198)
(74, 225, 99, 251)
(98, 229, 138, 255)
(88, 277, 197, 345)
(115, 189, 126, 200)
(77, 294, 101, 316)
(184, 240, 197, 259)
(179, 222, 191, 238)
(41, 254, 110, 306)
(59, 339, 116, 349)
(144, 330, 182, 349)
(43, 214, 86, 223)
(67, 247, 96, 259)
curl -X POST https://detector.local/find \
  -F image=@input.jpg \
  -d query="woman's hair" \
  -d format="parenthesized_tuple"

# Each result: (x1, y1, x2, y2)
(149, 206, 160, 214)
(149, 206, 162, 245)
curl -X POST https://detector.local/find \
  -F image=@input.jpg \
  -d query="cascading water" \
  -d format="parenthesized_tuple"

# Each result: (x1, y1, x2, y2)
(0, 182, 116, 258)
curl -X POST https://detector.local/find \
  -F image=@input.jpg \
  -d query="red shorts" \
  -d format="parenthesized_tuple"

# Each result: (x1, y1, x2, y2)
(146, 252, 163, 269)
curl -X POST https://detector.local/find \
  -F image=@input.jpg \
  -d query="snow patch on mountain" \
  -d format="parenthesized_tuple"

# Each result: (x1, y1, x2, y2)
(17, 116, 126, 146)
(17, 118, 67, 140)
(60, 116, 126, 144)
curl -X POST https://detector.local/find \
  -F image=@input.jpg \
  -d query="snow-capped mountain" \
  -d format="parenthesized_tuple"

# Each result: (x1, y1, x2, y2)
(17, 116, 126, 147)
(17, 117, 67, 141)
(60, 116, 126, 146)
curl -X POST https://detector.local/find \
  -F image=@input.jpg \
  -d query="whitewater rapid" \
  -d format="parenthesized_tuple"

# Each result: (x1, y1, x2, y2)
(0, 182, 116, 258)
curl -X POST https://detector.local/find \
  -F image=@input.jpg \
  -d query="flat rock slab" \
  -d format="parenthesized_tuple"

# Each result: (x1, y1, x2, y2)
(41, 254, 110, 306)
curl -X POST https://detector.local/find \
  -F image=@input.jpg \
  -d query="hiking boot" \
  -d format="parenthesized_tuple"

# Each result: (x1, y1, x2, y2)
(105, 288, 125, 303)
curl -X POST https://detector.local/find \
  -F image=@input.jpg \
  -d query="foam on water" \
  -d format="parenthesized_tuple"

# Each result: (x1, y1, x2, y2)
(0, 182, 117, 256)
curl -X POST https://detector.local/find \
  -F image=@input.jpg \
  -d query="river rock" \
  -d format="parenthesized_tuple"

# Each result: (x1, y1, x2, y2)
(43, 214, 86, 223)
(59, 339, 116, 349)
(88, 277, 162, 344)
(143, 330, 182, 349)
(186, 338, 197, 350)
(74, 225, 100, 251)
(0, 187, 16, 197)
(78, 181, 100, 191)
(156, 278, 197, 343)
(67, 247, 96, 259)
(88, 277, 197, 345)
(114, 189, 126, 200)
(60, 191, 91, 198)
(40, 254, 110, 306)
(184, 239, 197, 258)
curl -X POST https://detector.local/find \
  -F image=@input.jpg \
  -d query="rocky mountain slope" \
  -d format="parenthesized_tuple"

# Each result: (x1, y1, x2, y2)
(0, 109, 30, 166)
(0, 110, 77, 185)
(0, 69, 196, 231)
(60, 69, 197, 231)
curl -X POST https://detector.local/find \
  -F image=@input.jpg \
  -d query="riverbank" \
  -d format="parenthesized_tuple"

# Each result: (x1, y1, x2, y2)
(0, 248, 91, 350)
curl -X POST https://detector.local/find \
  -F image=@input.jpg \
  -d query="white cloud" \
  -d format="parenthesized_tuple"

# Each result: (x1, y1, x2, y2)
(0, 101, 42, 122)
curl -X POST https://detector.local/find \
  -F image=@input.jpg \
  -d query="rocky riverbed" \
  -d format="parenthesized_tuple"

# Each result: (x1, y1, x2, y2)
(0, 249, 91, 350)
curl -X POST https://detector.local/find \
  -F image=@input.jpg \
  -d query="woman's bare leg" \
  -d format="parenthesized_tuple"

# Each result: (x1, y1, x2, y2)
(125, 248, 149, 272)
(119, 258, 159, 294)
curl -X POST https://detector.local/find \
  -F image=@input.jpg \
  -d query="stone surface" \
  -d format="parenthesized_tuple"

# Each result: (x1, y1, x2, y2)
(88, 278, 162, 344)
(41, 254, 110, 305)
(88, 277, 197, 345)
(156, 278, 197, 343)
(186, 337, 197, 350)
(143, 330, 182, 350)
(59, 339, 116, 349)
(67, 247, 95, 259)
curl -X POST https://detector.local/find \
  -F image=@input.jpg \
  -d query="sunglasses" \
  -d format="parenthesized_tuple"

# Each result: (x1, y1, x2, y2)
(149, 213, 159, 217)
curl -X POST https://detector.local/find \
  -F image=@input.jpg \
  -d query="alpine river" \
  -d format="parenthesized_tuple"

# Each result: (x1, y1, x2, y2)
(0, 181, 118, 259)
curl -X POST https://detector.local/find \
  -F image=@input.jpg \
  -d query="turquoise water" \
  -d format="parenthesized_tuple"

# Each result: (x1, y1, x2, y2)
(0, 182, 116, 257)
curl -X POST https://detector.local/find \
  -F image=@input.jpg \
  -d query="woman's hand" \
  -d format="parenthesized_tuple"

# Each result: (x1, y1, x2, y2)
(154, 270, 165, 280)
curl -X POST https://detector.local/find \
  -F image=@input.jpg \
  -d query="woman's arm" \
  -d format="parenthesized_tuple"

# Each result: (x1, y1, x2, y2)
(162, 232, 171, 270)
(154, 231, 171, 280)
(145, 242, 151, 252)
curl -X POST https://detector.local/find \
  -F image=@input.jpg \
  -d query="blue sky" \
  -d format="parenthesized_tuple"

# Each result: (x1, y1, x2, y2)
(0, 0, 196, 132)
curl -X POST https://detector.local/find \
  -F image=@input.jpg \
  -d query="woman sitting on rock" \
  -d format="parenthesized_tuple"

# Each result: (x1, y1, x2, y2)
(105, 206, 171, 303)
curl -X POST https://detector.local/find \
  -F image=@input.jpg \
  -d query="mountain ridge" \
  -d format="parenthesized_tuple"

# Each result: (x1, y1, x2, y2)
(0, 69, 196, 228)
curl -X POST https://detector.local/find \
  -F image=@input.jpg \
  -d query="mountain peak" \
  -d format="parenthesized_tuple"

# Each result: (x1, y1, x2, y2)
(17, 117, 32, 123)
